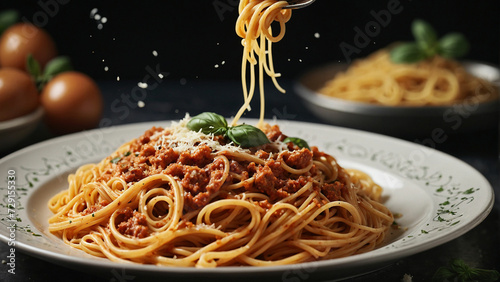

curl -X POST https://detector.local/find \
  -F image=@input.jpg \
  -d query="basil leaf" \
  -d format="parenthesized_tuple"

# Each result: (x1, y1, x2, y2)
(477, 270, 500, 281)
(44, 56, 73, 78)
(432, 266, 454, 282)
(412, 19, 437, 51)
(283, 137, 310, 150)
(187, 112, 228, 135)
(227, 124, 270, 148)
(437, 32, 469, 59)
(26, 54, 41, 78)
(0, 10, 19, 34)
(390, 43, 427, 64)
(432, 259, 500, 282)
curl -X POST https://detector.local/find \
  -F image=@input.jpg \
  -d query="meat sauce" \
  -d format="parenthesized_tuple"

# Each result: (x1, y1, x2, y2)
(90, 125, 346, 238)
(116, 207, 149, 238)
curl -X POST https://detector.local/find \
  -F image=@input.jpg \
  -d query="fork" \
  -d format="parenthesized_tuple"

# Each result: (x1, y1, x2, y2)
(283, 0, 316, 9)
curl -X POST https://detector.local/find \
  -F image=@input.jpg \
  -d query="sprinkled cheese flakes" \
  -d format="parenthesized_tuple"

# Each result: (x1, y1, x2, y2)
(153, 114, 289, 155)
(155, 115, 249, 154)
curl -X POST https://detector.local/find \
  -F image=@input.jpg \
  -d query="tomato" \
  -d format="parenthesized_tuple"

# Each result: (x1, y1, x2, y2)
(0, 23, 57, 71)
(40, 71, 103, 134)
(0, 68, 39, 121)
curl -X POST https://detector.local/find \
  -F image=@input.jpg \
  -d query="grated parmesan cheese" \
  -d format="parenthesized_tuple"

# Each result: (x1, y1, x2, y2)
(152, 114, 291, 157)
(154, 114, 250, 154)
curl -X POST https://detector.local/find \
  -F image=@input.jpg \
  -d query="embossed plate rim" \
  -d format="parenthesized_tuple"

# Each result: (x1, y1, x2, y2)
(0, 119, 494, 280)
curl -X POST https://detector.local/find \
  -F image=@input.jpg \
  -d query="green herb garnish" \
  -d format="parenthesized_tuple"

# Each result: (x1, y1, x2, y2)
(43, 56, 73, 80)
(463, 188, 476, 195)
(187, 112, 270, 148)
(186, 112, 228, 135)
(432, 259, 500, 282)
(389, 42, 427, 64)
(0, 9, 19, 35)
(390, 19, 469, 64)
(283, 137, 310, 150)
(227, 124, 270, 148)
(27, 54, 73, 91)
(110, 151, 131, 164)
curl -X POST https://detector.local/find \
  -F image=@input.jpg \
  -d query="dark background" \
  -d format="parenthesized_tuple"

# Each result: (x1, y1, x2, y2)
(1, 0, 498, 83)
(0, 2, 499, 282)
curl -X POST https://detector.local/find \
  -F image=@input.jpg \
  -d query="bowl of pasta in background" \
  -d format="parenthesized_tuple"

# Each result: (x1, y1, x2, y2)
(294, 61, 500, 137)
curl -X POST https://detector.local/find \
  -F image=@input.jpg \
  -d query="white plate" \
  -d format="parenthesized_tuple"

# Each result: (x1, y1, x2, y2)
(0, 120, 494, 281)
(294, 61, 500, 137)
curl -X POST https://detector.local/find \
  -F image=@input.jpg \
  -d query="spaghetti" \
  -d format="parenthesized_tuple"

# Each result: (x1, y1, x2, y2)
(48, 116, 394, 267)
(319, 49, 498, 106)
(233, 0, 292, 127)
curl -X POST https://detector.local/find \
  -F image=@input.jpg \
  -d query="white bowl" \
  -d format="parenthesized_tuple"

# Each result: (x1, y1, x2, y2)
(0, 106, 44, 151)
(294, 61, 500, 137)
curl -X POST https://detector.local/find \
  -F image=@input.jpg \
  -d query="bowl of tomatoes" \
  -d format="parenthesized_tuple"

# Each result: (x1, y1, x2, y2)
(0, 67, 44, 151)
(0, 12, 104, 151)
(0, 106, 44, 151)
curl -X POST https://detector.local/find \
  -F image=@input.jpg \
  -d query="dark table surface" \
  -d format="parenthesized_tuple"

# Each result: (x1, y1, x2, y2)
(1, 79, 499, 282)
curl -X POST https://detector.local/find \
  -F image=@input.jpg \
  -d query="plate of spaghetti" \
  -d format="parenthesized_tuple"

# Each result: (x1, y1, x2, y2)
(0, 3, 494, 280)
(0, 116, 493, 281)
(295, 51, 500, 136)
